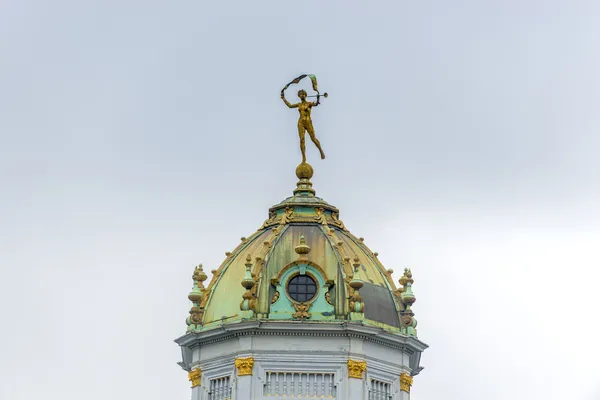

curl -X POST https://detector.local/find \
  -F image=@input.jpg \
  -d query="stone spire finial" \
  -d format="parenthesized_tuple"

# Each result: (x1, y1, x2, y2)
(186, 264, 207, 331)
(294, 235, 311, 260)
(398, 268, 418, 336)
(349, 257, 365, 316)
(240, 255, 256, 316)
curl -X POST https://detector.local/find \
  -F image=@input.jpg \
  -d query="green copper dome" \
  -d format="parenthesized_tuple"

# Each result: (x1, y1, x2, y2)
(184, 163, 419, 337)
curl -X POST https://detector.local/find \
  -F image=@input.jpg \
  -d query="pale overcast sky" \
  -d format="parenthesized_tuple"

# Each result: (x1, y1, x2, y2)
(1, 1, 599, 399)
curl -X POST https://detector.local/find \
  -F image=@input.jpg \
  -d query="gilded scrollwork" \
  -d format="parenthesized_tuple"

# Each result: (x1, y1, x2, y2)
(292, 302, 312, 320)
(271, 291, 280, 304)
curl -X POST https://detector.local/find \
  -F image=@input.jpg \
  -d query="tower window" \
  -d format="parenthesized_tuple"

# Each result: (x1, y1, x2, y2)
(287, 275, 317, 302)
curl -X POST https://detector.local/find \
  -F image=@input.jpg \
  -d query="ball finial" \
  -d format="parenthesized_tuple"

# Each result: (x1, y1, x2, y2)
(296, 162, 314, 180)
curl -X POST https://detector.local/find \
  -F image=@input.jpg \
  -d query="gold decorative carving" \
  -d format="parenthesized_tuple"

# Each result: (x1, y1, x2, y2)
(314, 207, 328, 225)
(271, 291, 280, 304)
(292, 302, 312, 320)
(235, 357, 255, 376)
(331, 212, 347, 230)
(188, 368, 201, 388)
(400, 373, 413, 392)
(188, 306, 204, 325)
(279, 207, 295, 225)
(325, 291, 332, 305)
(347, 359, 367, 379)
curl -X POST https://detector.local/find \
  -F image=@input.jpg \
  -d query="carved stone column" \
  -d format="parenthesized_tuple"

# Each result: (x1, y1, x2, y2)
(347, 359, 367, 400)
(188, 368, 205, 400)
(234, 356, 254, 398)
(398, 372, 413, 400)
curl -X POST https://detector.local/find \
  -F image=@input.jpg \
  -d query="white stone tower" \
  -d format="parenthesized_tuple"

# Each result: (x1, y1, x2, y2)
(175, 163, 428, 399)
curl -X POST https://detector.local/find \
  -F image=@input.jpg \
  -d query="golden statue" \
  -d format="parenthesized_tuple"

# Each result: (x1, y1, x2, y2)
(281, 74, 328, 163)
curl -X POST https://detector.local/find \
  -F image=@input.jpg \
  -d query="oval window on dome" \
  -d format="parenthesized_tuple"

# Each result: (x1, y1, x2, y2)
(287, 274, 317, 302)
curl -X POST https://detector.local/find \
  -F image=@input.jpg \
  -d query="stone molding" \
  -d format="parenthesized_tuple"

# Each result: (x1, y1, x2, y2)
(176, 320, 427, 353)
(176, 321, 427, 379)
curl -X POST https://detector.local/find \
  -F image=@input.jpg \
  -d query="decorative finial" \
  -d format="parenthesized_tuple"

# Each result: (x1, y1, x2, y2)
(398, 268, 418, 336)
(281, 74, 327, 163)
(240, 255, 256, 316)
(186, 263, 207, 330)
(294, 235, 311, 260)
(349, 257, 364, 316)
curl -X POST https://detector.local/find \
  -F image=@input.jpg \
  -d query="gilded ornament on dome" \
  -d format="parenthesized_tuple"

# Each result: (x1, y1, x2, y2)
(271, 291, 280, 304)
(314, 207, 328, 225)
(292, 302, 312, 320)
(325, 291, 332, 305)
(331, 212, 347, 230)
(279, 207, 294, 225)
(188, 306, 204, 325)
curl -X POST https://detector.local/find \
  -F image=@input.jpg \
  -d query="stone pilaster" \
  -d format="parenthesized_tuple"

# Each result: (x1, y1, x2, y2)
(398, 372, 413, 400)
(347, 359, 367, 400)
(235, 356, 254, 396)
(188, 368, 205, 400)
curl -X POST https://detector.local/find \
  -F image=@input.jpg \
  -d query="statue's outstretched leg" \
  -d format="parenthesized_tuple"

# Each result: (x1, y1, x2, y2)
(298, 123, 307, 163)
(307, 123, 325, 159)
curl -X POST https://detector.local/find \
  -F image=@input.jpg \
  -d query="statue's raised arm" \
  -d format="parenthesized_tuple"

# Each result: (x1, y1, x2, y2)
(280, 91, 298, 108)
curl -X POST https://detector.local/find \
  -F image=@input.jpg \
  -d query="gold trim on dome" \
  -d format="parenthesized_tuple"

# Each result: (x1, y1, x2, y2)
(400, 373, 413, 392)
(235, 357, 254, 376)
(347, 359, 367, 379)
(188, 369, 201, 388)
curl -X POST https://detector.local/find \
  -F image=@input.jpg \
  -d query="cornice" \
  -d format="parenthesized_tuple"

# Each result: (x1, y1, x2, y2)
(174, 320, 428, 354)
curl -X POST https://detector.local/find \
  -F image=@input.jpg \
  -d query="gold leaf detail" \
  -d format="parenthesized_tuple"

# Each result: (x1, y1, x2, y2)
(235, 357, 254, 376)
(347, 359, 367, 379)
(188, 369, 201, 388)
(400, 373, 413, 392)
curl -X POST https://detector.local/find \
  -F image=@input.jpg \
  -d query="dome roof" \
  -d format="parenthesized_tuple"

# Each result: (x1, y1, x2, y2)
(185, 163, 419, 337)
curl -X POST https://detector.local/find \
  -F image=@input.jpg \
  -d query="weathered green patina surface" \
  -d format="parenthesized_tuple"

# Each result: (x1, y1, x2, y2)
(185, 164, 420, 338)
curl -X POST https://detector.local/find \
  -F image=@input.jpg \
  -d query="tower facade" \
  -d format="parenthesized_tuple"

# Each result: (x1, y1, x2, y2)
(175, 164, 427, 399)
